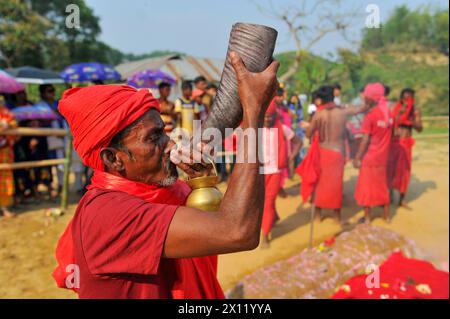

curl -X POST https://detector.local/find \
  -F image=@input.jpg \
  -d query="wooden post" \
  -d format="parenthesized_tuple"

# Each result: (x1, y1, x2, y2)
(60, 135, 73, 213)
(0, 127, 68, 137)
(0, 159, 66, 170)
(308, 202, 316, 249)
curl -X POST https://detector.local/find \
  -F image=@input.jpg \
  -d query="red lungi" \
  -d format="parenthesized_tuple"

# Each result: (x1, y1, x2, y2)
(314, 148, 345, 210)
(262, 172, 282, 236)
(355, 164, 390, 207)
(388, 136, 414, 194)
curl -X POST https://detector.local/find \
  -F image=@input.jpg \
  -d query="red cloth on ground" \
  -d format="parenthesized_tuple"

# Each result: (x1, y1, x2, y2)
(332, 252, 449, 299)
(53, 171, 224, 299)
(388, 136, 415, 194)
(262, 172, 282, 236)
(58, 85, 160, 171)
(355, 106, 392, 207)
(314, 148, 345, 210)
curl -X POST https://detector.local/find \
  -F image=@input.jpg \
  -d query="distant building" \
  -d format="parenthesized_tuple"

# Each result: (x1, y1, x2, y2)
(116, 54, 224, 98)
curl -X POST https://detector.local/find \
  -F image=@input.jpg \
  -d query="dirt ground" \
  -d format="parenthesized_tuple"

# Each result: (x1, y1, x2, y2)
(0, 138, 448, 299)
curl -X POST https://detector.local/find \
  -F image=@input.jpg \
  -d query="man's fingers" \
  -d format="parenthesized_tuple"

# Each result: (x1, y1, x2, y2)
(229, 51, 247, 79)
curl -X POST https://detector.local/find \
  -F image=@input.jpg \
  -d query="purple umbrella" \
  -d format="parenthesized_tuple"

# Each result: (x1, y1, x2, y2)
(127, 69, 176, 89)
(61, 62, 121, 83)
(0, 69, 25, 93)
(11, 103, 59, 121)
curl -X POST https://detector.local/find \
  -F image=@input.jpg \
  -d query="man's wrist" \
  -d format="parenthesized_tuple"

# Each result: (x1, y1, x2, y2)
(242, 113, 264, 129)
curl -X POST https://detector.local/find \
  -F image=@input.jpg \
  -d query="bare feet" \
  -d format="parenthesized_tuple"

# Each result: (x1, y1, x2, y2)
(314, 209, 323, 223)
(399, 201, 412, 210)
(334, 216, 343, 226)
(260, 235, 270, 249)
(278, 188, 288, 198)
(334, 210, 342, 225)
(364, 207, 371, 225)
(1, 208, 17, 219)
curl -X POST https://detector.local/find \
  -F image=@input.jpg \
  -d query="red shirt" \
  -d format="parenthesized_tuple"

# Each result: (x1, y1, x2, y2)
(361, 106, 392, 166)
(72, 187, 179, 299)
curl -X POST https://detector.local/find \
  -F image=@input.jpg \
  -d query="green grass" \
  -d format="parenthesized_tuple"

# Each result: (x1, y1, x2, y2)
(277, 49, 449, 116)
(422, 126, 449, 135)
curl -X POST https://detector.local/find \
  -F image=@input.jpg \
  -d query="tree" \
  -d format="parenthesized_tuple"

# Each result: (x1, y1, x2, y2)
(362, 5, 449, 54)
(338, 48, 365, 95)
(0, 0, 127, 69)
(256, 0, 360, 83)
(276, 51, 345, 98)
(0, 0, 55, 68)
(29, 0, 103, 64)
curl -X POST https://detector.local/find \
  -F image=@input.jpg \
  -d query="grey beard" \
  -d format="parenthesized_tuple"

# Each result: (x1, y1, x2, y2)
(157, 175, 178, 187)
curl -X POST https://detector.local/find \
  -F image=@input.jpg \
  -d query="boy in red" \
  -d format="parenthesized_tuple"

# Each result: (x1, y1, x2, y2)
(354, 83, 392, 223)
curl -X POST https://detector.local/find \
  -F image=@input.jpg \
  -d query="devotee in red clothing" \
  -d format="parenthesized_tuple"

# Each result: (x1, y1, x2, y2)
(354, 83, 393, 223)
(52, 52, 280, 298)
(259, 99, 301, 248)
(388, 88, 423, 209)
(298, 85, 368, 223)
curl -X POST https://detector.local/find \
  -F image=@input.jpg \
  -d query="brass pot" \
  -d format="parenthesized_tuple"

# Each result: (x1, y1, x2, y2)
(186, 158, 223, 211)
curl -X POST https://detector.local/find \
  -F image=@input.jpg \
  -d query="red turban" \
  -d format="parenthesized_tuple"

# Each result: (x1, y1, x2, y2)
(363, 82, 384, 102)
(363, 82, 391, 123)
(59, 85, 160, 171)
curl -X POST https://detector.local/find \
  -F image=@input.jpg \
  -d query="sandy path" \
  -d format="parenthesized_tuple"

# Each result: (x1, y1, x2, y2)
(0, 139, 448, 298)
(217, 138, 449, 291)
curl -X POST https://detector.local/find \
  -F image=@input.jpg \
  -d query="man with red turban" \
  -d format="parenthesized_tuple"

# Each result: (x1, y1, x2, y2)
(388, 88, 422, 209)
(52, 52, 280, 298)
(353, 83, 393, 223)
(259, 97, 302, 248)
(298, 85, 368, 223)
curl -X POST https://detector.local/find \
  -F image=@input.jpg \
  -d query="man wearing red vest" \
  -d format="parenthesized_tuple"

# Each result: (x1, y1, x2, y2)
(52, 52, 279, 298)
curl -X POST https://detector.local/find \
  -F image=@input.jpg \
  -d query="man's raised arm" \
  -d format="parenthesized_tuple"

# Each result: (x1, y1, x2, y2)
(163, 52, 279, 259)
(343, 101, 372, 116)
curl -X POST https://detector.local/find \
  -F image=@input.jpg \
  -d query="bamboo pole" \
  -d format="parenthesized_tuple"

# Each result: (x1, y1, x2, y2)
(0, 127, 68, 137)
(0, 159, 66, 170)
(308, 202, 316, 250)
(60, 135, 73, 213)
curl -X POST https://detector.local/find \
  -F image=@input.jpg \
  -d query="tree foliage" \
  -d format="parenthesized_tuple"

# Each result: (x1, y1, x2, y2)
(0, 0, 177, 70)
(362, 5, 449, 54)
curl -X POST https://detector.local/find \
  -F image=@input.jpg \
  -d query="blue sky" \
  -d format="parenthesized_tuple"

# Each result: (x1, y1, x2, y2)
(86, 0, 448, 59)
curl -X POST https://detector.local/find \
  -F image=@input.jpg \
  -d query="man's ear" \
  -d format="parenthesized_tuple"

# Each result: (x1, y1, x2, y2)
(100, 147, 125, 172)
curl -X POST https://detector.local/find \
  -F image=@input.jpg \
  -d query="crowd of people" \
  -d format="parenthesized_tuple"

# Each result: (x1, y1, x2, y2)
(45, 50, 428, 298)
(261, 82, 423, 247)
(1, 75, 422, 249)
(1, 85, 71, 218)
